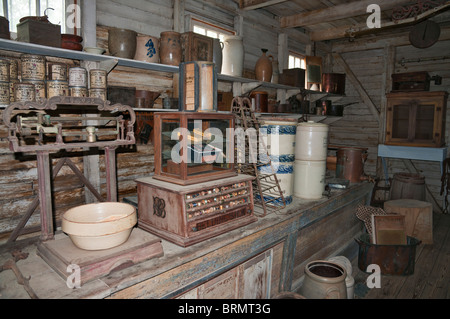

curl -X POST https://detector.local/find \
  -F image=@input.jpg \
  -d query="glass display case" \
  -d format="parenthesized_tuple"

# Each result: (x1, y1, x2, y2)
(154, 112, 236, 185)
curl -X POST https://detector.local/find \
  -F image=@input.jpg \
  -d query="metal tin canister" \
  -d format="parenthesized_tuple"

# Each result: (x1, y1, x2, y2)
(47, 80, 68, 98)
(69, 67, 87, 87)
(24, 80, 46, 102)
(9, 59, 18, 80)
(89, 88, 106, 100)
(0, 82, 10, 104)
(69, 86, 88, 97)
(47, 62, 68, 81)
(21, 54, 46, 80)
(9, 79, 19, 102)
(0, 59, 10, 82)
(89, 69, 107, 88)
(14, 83, 36, 102)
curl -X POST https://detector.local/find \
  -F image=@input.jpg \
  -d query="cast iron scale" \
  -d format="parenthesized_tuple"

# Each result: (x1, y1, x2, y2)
(3, 96, 163, 287)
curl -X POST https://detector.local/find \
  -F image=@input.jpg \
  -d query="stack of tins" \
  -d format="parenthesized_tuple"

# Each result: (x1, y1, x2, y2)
(260, 119, 297, 205)
(0, 58, 11, 106)
(68, 67, 87, 97)
(47, 61, 68, 99)
(89, 69, 107, 100)
(19, 54, 47, 102)
(294, 121, 329, 199)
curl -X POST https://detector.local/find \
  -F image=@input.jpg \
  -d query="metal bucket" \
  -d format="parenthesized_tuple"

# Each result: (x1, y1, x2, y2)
(355, 233, 421, 276)
(336, 146, 368, 183)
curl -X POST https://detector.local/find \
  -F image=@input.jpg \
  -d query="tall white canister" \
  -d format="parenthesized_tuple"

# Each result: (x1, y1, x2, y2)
(294, 121, 329, 199)
(260, 119, 297, 205)
(221, 35, 244, 77)
(295, 121, 329, 161)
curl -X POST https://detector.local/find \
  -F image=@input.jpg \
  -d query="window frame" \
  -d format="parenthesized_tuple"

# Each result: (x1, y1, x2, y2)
(1, 0, 77, 35)
(188, 15, 235, 41)
(288, 50, 306, 70)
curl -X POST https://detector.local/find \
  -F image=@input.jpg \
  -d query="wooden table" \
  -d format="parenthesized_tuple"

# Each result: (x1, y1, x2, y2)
(0, 182, 373, 299)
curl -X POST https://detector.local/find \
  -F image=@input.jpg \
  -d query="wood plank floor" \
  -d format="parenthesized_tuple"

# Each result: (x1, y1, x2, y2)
(352, 210, 450, 299)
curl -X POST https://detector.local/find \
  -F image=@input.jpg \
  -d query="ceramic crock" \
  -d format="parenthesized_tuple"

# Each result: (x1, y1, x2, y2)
(255, 49, 273, 82)
(159, 31, 181, 66)
(108, 28, 137, 59)
(300, 260, 347, 299)
(134, 35, 159, 63)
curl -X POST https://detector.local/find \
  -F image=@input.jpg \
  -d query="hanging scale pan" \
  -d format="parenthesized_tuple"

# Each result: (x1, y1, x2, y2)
(409, 20, 441, 49)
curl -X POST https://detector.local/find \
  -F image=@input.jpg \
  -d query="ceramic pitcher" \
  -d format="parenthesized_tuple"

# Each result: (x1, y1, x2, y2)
(159, 31, 181, 66)
(212, 38, 223, 73)
(222, 35, 244, 77)
(134, 35, 159, 63)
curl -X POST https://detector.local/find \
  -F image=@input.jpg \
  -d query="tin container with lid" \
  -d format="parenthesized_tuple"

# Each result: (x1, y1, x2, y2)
(89, 88, 107, 100)
(0, 82, 10, 105)
(47, 80, 68, 98)
(24, 80, 46, 102)
(0, 59, 10, 82)
(69, 86, 88, 97)
(47, 62, 68, 81)
(21, 54, 46, 80)
(69, 67, 87, 87)
(14, 83, 36, 102)
(89, 69, 107, 89)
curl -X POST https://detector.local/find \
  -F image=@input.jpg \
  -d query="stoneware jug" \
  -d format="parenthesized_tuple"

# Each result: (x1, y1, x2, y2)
(212, 38, 223, 73)
(134, 35, 159, 63)
(222, 35, 244, 77)
(108, 28, 137, 59)
(159, 31, 181, 66)
(255, 48, 273, 82)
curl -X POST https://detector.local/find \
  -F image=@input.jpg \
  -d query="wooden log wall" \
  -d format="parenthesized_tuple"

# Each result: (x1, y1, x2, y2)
(329, 27, 450, 210)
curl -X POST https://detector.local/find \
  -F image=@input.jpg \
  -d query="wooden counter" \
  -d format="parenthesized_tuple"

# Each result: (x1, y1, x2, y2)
(0, 182, 373, 299)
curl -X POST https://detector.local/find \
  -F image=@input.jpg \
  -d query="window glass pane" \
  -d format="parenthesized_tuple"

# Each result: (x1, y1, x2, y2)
(9, 0, 36, 32)
(40, 0, 65, 31)
(288, 56, 294, 69)
(206, 30, 217, 38)
(193, 25, 205, 35)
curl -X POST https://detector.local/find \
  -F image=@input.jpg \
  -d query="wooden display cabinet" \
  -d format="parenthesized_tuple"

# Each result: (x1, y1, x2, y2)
(153, 112, 236, 185)
(385, 91, 448, 147)
(136, 174, 257, 247)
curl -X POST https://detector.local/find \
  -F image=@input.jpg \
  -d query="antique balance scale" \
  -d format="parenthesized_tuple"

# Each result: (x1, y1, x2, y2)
(3, 96, 163, 286)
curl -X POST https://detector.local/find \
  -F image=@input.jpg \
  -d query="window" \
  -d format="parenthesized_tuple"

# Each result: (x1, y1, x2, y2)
(288, 52, 306, 69)
(191, 17, 235, 41)
(1, 0, 72, 34)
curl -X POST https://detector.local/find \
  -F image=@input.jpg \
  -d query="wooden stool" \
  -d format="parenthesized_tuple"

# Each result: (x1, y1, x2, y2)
(384, 199, 433, 244)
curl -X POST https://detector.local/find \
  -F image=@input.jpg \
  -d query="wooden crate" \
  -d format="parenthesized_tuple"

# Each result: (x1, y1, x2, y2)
(384, 199, 433, 244)
(136, 175, 257, 247)
(279, 68, 305, 88)
(181, 31, 213, 62)
(17, 19, 61, 48)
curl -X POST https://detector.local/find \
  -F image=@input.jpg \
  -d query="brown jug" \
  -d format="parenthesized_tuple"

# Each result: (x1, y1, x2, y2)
(255, 49, 273, 82)
(159, 31, 181, 66)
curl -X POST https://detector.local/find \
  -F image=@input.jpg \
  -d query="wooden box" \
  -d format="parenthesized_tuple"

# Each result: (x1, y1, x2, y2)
(385, 91, 448, 147)
(279, 68, 305, 88)
(136, 175, 257, 247)
(392, 72, 430, 92)
(17, 19, 61, 48)
(154, 111, 236, 185)
(181, 31, 213, 62)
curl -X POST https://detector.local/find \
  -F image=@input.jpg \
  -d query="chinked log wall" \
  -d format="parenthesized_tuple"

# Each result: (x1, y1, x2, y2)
(329, 26, 450, 210)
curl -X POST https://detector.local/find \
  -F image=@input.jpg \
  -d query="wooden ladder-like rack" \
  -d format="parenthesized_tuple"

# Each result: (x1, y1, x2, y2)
(231, 96, 286, 216)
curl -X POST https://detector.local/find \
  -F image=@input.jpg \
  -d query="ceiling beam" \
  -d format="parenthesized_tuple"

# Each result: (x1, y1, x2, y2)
(311, 1, 450, 41)
(239, 0, 288, 11)
(281, 0, 411, 28)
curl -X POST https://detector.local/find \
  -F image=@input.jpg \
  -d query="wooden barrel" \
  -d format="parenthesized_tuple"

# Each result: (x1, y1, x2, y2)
(390, 173, 426, 201)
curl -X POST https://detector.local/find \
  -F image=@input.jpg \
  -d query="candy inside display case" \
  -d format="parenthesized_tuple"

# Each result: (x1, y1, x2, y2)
(154, 112, 237, 185)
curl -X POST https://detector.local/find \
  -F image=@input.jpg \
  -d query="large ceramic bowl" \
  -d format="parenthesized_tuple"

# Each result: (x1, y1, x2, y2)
(62, 202, 137, 250)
